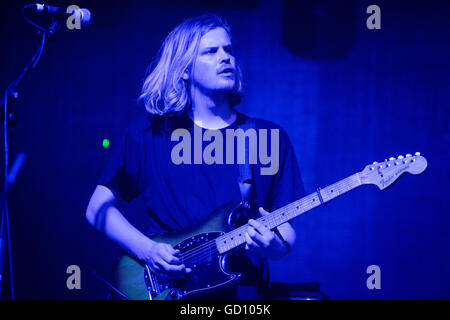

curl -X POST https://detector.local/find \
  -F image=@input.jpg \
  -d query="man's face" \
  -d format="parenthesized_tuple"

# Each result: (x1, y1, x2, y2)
(189, 27, 236, 94)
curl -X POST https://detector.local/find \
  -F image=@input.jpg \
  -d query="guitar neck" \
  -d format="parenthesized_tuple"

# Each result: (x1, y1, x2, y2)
(216, 173, 362, 254)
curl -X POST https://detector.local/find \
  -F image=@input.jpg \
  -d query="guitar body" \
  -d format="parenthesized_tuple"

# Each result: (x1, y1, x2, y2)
(115, 200, 254, 300)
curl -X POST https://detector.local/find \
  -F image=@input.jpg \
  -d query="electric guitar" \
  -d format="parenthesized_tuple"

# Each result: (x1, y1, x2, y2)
(115, 153, 427, 300)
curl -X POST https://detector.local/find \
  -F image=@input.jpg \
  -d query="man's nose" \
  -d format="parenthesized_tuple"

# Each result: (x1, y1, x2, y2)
(218, 47, 231, 63)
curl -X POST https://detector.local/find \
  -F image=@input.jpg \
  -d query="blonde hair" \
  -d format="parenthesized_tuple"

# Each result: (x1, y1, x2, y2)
(139, 14, 243, 115)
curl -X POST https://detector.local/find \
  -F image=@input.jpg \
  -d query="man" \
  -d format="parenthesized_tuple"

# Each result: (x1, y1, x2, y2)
(86, 14, 305, 299)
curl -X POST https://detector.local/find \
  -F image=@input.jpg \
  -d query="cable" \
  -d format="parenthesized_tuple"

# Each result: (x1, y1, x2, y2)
(0, 6, 51, 300)
(22, 5, 49, 35)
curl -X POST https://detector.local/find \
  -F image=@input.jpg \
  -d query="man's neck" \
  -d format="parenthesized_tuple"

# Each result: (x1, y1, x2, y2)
(188, 90, 237, 129)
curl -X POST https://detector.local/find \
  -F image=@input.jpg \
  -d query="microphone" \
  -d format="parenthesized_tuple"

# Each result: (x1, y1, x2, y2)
(25, 3, 92, 28)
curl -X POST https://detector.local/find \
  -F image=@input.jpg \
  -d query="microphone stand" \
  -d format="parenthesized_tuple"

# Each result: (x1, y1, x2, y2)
(0, 14, 62, 300)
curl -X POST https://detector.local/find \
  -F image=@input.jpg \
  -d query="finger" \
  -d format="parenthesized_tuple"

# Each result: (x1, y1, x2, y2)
(248, 225, 272, 248)
(245, 230, 259, 249)
(259, 207, 270, 216)
(247, 225, 259, 239)
(147, 261, 162, 273)
(248, 219, 263, 234)
(164, 244, 180, 256)
(160, 246, 191, 273)
(160, 263, 192, 276)
(161, 248, 181, 265)
(248, 219, 272, 238)
(159, 260, 187, 275)
(162, 253, 181, 265)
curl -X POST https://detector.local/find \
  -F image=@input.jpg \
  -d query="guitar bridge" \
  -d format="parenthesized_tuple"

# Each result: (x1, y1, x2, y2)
(144, 264, 165, 300)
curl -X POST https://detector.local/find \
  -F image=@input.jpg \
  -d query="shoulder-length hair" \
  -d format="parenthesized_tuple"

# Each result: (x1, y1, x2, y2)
(139, 14, 243, 115)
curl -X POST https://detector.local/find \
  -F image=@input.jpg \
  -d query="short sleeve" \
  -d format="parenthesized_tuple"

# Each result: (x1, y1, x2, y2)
(97, 127, 142, 203)
(270, 128, 306, 211)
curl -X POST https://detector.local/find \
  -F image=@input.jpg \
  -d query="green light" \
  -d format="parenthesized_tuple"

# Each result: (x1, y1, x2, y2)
(102, 139, 110, 149)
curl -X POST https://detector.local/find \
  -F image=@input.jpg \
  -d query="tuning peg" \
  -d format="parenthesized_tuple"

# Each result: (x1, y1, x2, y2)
(398, 155, 404, 159)
(389, 157, 395, 161)
(415, 152, 421, 156)
(373, 161, 378, 165)
(406, 154, 412, 157)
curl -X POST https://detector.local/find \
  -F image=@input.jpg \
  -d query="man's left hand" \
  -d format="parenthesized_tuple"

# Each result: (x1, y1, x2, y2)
(245, 207, 289, 259)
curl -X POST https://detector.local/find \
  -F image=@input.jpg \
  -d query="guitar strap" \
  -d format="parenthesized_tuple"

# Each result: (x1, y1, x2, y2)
(236, 117, 256, 212)
(236, 116, 271, 298)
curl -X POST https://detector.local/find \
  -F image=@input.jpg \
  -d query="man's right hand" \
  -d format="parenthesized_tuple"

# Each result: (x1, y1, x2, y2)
(86, 186, 192, 280)
(141, 241, 192, 280)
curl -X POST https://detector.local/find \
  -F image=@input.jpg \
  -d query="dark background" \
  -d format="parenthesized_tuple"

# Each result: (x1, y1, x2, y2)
(1, 0, 449, 299)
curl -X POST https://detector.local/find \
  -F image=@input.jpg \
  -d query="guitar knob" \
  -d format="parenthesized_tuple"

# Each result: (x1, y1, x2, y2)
(169, 289, 182, 300)
(415, 152, 421, 156)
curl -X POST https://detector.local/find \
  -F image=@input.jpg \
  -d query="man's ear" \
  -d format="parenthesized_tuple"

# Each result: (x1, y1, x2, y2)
(182, 70, 190, 80)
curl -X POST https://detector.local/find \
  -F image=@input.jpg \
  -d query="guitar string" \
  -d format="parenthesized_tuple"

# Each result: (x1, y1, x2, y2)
(182, 246, 221, 267)
(182, 203, 341, 266)
(178, 176, 360, 265)
(179, 204, 299, 265)
(178, 176, 359, 266)
(181, 199, 311, 266)
(179, 196, 310, 262)
(181, 198, 320, 266)
(180, 177, 358, 266)
(166, 166, 411, 269)
(180, 203, 317, 266)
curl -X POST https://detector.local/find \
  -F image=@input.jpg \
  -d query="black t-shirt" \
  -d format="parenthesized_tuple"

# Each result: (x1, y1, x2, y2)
(98, 110, 306, 299)
(98, 111, 306, 236)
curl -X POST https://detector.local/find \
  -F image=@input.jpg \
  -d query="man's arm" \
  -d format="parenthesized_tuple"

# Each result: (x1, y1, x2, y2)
(86, 185, 190, 278)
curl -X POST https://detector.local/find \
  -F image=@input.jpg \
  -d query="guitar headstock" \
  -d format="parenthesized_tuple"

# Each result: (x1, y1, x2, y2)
(359, 152, 427, 190)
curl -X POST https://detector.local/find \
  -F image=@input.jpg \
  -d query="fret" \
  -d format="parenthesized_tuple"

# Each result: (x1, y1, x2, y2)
(216, 226, 247, 254)
(321, 174, 360, 202)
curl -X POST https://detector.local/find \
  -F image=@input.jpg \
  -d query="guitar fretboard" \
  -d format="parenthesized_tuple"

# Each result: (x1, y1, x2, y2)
(215, 173, 362, 254)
